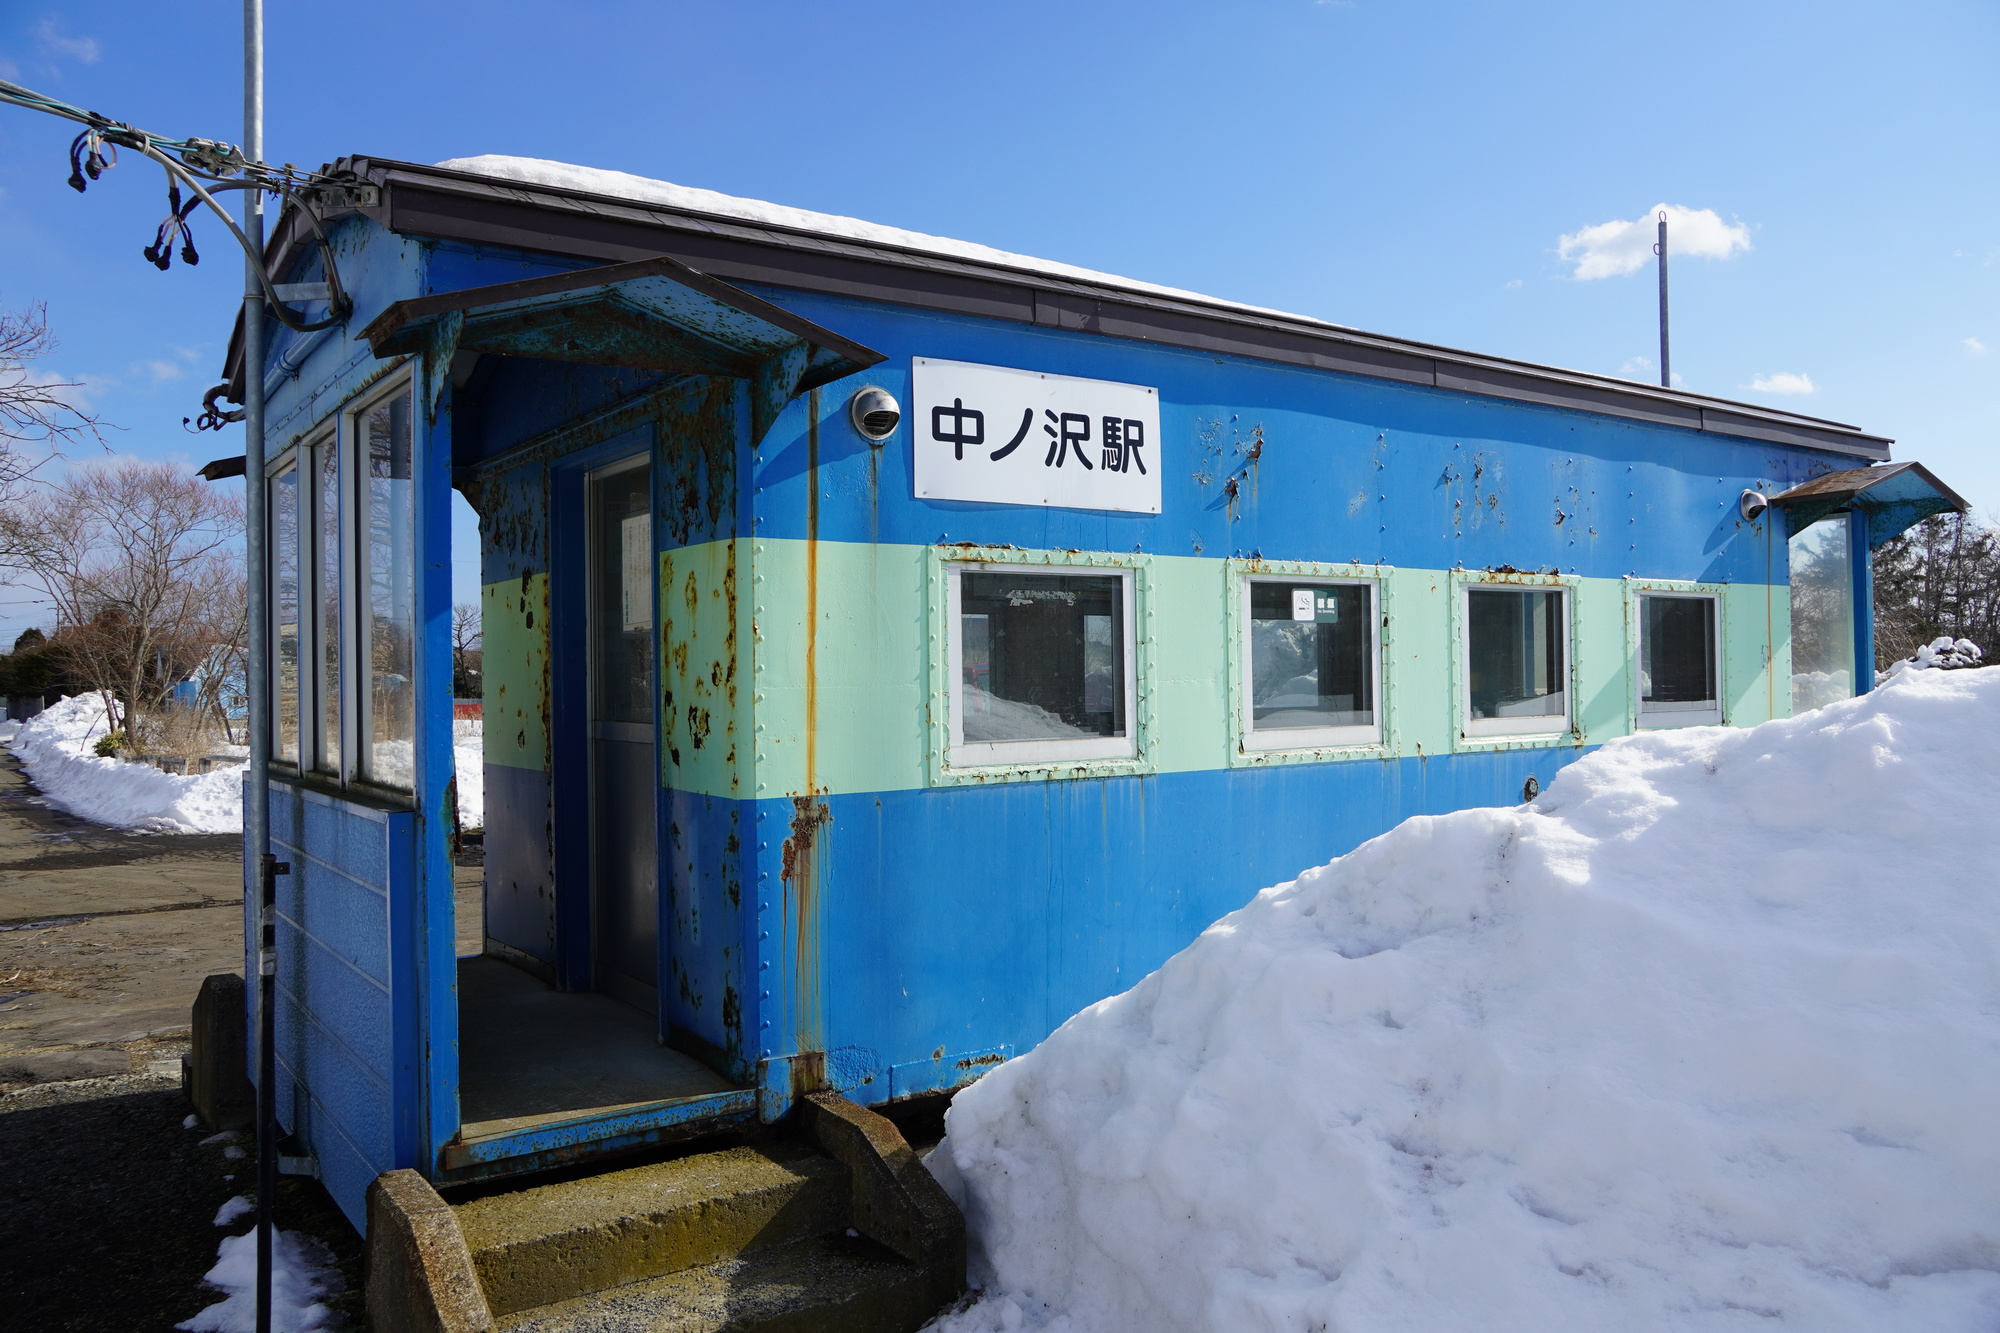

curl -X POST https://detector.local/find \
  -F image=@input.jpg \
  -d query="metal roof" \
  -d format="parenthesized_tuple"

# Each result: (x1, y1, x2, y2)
(233, 156, 1895, 461)
(1767, 461, 1966, 545)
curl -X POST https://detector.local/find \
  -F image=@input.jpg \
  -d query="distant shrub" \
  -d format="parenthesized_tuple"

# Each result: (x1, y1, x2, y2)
(94, 730, 125, 758)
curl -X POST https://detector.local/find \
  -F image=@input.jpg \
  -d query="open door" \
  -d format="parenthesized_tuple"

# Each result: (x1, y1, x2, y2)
(585, 455, 658, 1009)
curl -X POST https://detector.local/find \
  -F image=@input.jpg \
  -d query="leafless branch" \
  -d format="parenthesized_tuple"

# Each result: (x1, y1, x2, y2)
(0, 302, 104, 483)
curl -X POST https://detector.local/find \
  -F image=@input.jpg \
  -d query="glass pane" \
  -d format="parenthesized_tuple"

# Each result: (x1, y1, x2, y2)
(316, 442, 341, 776)
(362, 392, 416, 789)
(1467, 588, 1567, 720)
(1248, 582, 1373, 730)
(1789, 517, 1855, 713)
(1640, 596, 1716, 712)
(272, 466, 301, 765)
(960, 572, 1124, 742)
(590, 464, 654, 725)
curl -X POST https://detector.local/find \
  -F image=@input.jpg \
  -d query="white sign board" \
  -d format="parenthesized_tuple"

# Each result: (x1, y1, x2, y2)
(620, 513, 652, 631)
(911, 358, 1161, 513)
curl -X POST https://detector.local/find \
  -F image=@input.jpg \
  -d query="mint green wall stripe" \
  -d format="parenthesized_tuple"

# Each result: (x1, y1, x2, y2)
(718, 539, 1792, 802)
(481, 572, 549, 773)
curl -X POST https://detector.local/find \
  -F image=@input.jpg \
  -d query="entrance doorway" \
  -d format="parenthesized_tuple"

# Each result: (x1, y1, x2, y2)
(450, 439, 740, 1171)
(586, 457, 658, 1008)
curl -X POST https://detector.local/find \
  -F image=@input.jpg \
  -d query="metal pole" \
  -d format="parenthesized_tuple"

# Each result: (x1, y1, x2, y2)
(1656, 210, 1671, 389)
(242, 3, 275, 1332)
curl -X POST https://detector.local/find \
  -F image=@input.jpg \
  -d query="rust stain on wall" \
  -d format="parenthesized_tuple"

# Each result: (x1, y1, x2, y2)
(782, 794, 832, 1064)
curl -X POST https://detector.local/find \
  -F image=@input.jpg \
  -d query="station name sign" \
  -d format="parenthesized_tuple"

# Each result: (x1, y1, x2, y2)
(911, 358, 1161, 514)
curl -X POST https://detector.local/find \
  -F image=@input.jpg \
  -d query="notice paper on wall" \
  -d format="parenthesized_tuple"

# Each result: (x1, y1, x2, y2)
(621, 513, 652, 631)
(912, 358, 1162, 514)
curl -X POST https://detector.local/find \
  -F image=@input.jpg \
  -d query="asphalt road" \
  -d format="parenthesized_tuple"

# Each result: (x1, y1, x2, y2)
(0, 748, 366, 1330)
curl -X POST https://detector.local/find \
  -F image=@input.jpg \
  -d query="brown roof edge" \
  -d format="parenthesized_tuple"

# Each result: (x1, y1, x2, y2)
(222, 155, 1895, 460)
(1770, 461, 1969, 512)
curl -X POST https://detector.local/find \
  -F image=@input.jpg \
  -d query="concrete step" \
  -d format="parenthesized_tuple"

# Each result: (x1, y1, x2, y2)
(493, 1234, 941, 1333)
(455, 1143, 850, 1317)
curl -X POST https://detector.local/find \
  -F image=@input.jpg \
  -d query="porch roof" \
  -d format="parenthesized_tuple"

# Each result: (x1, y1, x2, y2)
(358, 254, 885, 441)
(1768, 462, 1968, 547)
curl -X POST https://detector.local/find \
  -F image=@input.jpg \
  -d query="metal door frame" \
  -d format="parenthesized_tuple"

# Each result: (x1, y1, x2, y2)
(549, 426, 658, 994)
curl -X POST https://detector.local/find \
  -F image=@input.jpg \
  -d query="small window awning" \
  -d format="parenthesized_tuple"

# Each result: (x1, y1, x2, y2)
(358, 255, 885, 440)
(1767, 461, 1968, 547)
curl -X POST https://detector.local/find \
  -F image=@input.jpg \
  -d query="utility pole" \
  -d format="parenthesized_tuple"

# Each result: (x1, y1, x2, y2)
(242, 3, 275, 1332)
(1655, 210, 1671, 388)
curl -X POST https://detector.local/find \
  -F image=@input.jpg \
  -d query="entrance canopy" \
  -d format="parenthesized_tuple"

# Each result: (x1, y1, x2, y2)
(358, 254, 884, 440)
(1768, 462, 1968, 547)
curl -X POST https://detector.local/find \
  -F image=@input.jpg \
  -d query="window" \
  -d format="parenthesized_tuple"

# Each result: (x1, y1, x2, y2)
(1637, 593, 1719, 727)
(949, 566, 1135, 767)
(1463, 585, 1569, 738)
(266, 376, 419, 796)
(272, 461, 302, 765)
(1241, 578, 1378, 750)
(1789, 516, 1855, 713)
(358, 389, 415, 789)
(316, 437, 343, 777)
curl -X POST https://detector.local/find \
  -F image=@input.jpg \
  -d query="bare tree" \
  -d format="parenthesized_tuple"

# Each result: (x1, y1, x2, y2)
(0, 301, 103, 486)
(1873, 512, 2000, 669)
(0, 460, 243, 745)
(452, 601, 483, 699)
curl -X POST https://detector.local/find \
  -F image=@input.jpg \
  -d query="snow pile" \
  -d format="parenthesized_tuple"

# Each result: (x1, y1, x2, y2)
(1886, 635, 1984, 678)
(931, 667, 2000, 1333)
(453, 716, 484, 830)
(176, 1225, 345, 1333)
(7, 695, 243, 834)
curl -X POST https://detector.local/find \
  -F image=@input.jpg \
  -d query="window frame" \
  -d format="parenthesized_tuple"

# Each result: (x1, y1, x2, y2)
(927, 546, 1153, 784)
(1226, 560, 1390, 764)
(1627, 580, 1725, 730)
(347, 376, 418, 792)
(268, 449, 306, 771)
(264, 368, 418, 803)
(1452, 572, 1580, 747)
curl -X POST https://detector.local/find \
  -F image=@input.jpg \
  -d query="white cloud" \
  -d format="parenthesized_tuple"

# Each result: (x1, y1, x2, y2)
(1964, 337, 1987, 355)
(1558, 203, 1751, 280)
(33, 17, 100, 63)
(1748, 372, 1815, 395)
(1505, 279, 1524, 290)
(1619, 356, 1655, 380)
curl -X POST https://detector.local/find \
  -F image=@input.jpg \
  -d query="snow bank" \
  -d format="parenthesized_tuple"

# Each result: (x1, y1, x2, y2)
(7, 695, 244, 834)
(454, 717, 484, 831)
(176, 1225, 345, 1333)
(932, 666, 2000, 1333)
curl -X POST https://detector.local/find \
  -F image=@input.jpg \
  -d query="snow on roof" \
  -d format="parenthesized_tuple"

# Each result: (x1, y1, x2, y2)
(434, 155, 1342, 330)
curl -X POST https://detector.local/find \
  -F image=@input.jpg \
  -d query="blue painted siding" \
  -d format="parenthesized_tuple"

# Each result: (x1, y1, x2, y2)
(267, 783, 420, 1231)
(482, 763, 555, 963)
(731, 745, 1583, 1101)
(741, 289, 1839, 587)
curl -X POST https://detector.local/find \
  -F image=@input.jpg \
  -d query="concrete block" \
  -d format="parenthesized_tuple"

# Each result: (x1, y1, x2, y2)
(456, 1142, 847, 1317)
(367, 1169, 496, 1333)
(797, 1092, 966, 1308)
(186, 973, 253, 1130)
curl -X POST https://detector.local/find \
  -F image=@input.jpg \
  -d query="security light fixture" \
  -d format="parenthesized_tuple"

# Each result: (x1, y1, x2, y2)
(849, 386, 900, 443)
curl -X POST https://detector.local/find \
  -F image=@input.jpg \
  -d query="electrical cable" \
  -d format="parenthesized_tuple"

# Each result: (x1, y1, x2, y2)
(0, 76, 357, 335)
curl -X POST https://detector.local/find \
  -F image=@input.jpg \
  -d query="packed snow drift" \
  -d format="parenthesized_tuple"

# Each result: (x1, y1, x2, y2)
(175, 1222, 345, 1333)
(2, 695, 487, 834)
(929, 665, 2000, 1332)
(7, 695, 246, 834)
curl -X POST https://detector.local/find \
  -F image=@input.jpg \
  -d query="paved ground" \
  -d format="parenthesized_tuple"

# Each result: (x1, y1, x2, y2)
(0, 750, 368, 1329)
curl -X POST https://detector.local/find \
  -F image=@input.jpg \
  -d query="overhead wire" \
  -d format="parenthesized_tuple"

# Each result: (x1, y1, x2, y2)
(0, 76, 357, 337)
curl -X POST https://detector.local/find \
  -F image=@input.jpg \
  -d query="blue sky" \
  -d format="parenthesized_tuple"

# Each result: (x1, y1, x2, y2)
(2, 0, 1995, 643)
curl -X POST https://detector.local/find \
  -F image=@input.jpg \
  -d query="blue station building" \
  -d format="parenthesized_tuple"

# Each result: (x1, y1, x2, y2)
(226, 155, 1964, 1230)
